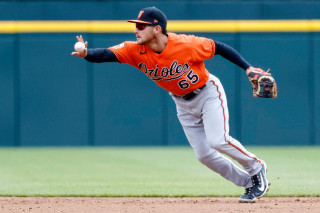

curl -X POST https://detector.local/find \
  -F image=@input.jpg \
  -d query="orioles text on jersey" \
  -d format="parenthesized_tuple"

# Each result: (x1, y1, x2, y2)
(109, 33, 215, 95)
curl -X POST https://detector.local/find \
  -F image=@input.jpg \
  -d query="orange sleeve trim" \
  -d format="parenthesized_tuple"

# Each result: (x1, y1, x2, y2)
(211, 40, 216, 58)
(109, 48, 125, 63)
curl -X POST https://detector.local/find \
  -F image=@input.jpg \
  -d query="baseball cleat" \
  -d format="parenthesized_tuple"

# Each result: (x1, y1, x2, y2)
(239, 188, 256, 203)
(250, 161, 268, 198)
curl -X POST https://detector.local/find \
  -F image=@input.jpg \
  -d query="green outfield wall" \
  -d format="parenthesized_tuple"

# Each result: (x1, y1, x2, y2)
(0, 0, 319, 146)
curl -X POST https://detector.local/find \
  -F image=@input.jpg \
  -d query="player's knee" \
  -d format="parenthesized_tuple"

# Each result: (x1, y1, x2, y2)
(207, 135, 226, 151)
(198, 154, 214, 166)
(198, 155, 209, 165)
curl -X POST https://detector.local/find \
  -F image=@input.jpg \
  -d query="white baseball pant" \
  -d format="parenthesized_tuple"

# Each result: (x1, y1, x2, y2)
(171, 74, 263, 188)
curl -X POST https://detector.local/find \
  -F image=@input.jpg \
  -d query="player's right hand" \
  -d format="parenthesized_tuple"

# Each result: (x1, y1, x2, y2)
(71, 35, 88, 58)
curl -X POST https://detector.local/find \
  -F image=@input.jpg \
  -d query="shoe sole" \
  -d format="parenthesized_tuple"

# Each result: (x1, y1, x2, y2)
(239, 197, 256, 203)
(256, 160, 268, 198)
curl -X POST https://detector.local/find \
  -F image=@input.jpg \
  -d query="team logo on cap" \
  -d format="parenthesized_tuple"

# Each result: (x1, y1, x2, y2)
(138, 11, 144, 19)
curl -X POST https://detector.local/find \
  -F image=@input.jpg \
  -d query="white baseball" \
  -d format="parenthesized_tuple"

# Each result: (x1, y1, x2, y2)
(74, 42, 85, 52)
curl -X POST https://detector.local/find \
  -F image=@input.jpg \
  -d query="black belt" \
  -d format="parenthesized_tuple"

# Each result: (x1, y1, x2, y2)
(175, 84, 206, 100)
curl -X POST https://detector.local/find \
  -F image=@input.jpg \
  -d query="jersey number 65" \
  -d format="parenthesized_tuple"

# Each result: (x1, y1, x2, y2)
(178, 70, 199, 89)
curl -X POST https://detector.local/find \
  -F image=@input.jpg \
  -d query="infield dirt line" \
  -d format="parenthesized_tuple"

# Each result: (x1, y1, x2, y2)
(0, 197, 319, 213)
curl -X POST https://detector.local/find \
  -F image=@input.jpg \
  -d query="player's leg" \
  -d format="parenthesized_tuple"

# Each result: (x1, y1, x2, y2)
(175, 103, 252, 188)
(202, 75, 268, 200)
(202, 76, 262, 175)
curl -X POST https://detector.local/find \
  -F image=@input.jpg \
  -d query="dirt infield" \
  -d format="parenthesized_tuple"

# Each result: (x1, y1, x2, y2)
(0, 197, 319, 213)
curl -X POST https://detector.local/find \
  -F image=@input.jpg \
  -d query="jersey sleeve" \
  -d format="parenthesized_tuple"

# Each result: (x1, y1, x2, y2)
(108, 41, 137, 66)
(191, 36, 216, 62)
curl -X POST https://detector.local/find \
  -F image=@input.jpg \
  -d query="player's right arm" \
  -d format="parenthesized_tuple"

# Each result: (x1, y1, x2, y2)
(71, 35, 119, 63)
(85, 48, 119, 63)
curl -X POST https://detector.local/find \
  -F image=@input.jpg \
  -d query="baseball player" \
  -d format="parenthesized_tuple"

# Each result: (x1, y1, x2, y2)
(72, 7, 274, 203)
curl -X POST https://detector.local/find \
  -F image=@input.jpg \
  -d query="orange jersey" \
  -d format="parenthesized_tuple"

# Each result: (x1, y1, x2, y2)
(109, 33, 215, 95)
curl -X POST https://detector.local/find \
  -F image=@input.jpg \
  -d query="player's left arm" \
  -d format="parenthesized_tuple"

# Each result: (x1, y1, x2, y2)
(214, 41, 253, 72)
(214, 41, 272, 76)
(214, 41, 277, 98)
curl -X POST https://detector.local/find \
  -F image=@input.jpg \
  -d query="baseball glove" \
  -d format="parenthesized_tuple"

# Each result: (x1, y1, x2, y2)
(248, 68, 277, 99)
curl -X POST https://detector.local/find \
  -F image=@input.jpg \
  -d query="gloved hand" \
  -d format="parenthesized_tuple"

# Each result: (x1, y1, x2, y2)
(247, 68, 277, 99)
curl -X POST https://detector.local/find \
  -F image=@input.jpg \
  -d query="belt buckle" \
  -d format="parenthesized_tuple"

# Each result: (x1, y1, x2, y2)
(193, 88, 202, 95)
(176, 84, 206, 100)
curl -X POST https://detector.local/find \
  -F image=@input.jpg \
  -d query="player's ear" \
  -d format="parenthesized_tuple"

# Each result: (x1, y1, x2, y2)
(154, 25, 162, 34)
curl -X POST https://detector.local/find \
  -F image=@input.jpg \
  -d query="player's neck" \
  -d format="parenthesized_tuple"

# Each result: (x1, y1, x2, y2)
(147, 34, 168, 54)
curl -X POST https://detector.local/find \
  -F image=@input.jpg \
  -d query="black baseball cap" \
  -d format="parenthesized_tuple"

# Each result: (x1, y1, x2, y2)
(127, 7, 167, 29)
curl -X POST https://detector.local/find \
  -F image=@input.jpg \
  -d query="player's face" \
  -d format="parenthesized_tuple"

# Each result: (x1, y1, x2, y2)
(134, 23, 156, 45)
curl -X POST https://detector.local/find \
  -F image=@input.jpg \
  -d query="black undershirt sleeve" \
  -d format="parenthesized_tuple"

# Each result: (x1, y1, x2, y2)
(214, 41, 251, 70)
(84, 48, 119, 63)
(84, 42, 251, 69)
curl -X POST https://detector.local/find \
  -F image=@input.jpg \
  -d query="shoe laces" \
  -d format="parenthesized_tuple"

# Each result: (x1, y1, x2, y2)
(245, 188, 252, 195)
(251, 174, 261, 186)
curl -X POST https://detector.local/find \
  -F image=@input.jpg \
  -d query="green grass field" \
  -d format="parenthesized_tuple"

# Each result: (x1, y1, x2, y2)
(0, 146, 319, 197)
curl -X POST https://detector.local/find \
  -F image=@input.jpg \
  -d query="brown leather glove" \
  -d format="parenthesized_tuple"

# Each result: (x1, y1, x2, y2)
(248, 68, 277, 99)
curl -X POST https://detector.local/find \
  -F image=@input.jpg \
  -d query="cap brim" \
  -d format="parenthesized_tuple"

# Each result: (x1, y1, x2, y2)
(127, 20, 152, 24)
